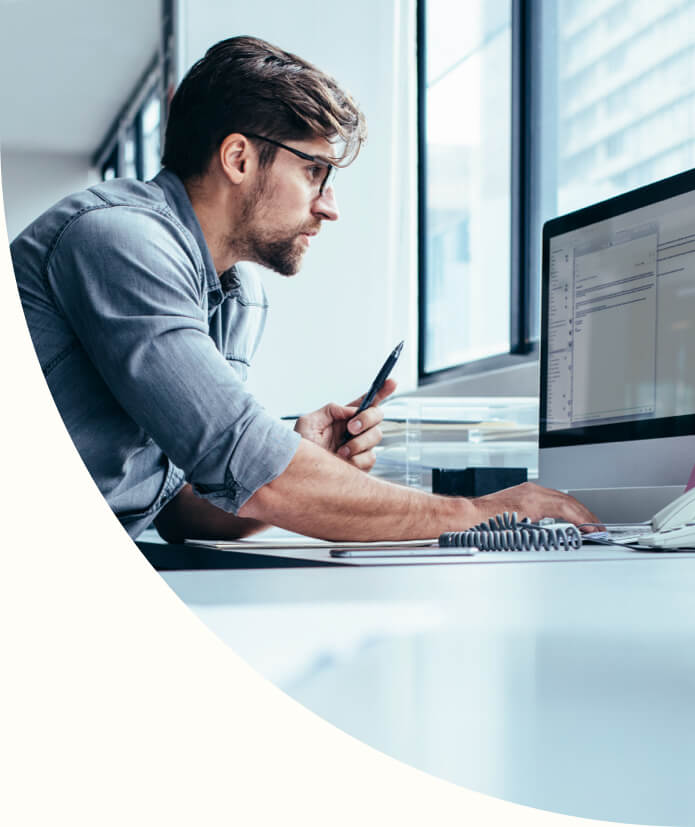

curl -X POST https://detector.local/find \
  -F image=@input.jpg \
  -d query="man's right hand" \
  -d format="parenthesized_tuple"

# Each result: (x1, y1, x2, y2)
(471, 482, 601, 532)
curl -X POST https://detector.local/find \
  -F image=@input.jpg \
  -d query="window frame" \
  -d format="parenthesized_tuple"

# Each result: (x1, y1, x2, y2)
(92, 54, 164, 181)
(91, 0, 176, 182)
(417, 0, 540, 385)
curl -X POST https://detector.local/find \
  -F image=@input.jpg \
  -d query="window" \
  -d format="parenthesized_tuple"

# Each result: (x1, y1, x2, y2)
(420, 0, 512, 375)
(420, 0, 695, 380)
(92, 56, 164, 183)
(140, 91, 162, 181)
(122, 124, 138, 179)
(100, 145, 118, 182)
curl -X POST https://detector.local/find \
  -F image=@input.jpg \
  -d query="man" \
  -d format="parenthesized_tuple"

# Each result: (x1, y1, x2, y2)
(11, 36, 596, 543)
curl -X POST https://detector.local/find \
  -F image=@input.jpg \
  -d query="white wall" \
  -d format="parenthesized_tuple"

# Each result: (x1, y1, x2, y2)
(1, 149, 96, 241)
(179, 0, 419, 418)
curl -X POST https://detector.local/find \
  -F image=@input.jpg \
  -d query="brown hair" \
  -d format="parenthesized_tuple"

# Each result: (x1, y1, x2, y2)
(162, 36, 367, 180)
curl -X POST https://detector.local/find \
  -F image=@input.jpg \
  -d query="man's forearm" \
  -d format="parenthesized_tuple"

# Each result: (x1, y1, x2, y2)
(239, 439, 599, 541)
(238, 438, 472, 541)
(158, 440, 597, 544)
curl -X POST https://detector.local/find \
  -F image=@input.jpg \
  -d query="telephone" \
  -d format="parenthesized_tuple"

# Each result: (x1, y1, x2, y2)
(631, 486, 695, 549)
(588, 486, 695, 549)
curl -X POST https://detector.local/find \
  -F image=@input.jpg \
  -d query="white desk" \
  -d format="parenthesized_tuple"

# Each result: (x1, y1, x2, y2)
(162, 550, 695, 825)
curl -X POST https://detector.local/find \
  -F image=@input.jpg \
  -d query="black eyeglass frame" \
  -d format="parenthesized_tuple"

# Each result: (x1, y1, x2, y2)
(246, 133, 337, 195)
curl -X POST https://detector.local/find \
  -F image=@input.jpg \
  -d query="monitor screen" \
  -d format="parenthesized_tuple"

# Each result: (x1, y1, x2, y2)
(539, 168, 695, 494)
(541, 170, 695, 446)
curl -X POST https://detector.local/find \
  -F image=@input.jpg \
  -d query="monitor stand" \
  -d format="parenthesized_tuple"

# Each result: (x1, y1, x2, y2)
(568, 485, 683, 524)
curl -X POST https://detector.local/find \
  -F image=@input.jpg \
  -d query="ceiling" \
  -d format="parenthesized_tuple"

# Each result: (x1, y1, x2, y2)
(0, 0, 160, 156)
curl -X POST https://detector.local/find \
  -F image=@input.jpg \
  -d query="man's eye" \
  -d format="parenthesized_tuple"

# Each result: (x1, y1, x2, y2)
(308, 165, 323, 180)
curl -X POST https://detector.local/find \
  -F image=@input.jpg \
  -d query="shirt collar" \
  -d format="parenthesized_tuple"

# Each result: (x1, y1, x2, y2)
(152, 168, 238, 298)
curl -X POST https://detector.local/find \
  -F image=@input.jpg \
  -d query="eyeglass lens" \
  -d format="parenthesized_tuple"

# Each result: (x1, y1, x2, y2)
(321, 164, 337, 195)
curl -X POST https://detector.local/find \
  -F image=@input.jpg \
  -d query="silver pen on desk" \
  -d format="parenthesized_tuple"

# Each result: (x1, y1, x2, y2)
(330, 546, 476, 558)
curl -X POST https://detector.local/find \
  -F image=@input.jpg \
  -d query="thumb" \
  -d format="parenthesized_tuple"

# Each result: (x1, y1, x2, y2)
(326, 402, 358, 423)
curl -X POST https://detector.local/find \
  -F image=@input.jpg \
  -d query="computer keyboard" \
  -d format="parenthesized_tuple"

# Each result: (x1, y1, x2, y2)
(584, 525, 651, 545)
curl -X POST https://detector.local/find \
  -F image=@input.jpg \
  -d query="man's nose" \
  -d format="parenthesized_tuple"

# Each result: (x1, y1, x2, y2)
(313, 186, 339, 222)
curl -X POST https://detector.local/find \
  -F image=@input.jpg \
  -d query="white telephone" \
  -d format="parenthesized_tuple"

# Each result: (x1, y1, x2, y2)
(618, 487, 695, 549)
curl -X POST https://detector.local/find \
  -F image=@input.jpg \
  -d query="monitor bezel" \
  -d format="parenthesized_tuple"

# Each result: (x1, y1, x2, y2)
(539, 166, 695, 450)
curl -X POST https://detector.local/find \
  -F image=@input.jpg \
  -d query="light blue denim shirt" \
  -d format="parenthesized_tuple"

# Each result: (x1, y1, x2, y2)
(11, 169, 300, 538)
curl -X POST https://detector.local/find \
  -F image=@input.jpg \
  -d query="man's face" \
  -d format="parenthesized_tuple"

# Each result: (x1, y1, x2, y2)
(236, 137, 340, 276)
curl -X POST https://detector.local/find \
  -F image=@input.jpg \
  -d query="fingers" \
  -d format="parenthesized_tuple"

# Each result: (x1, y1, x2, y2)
(338, 424, 383, 458)
(557, 498, 603, 532)
(472, 482, 601, 530)
(337, 408, 384, 472)
(327, 402, 358, 423)
(344, 404, 384, 440)
(531, 483, 599, 528)
(295, 403, 355, 436)
(344, 448, 377, 472)
(347, 377, 398, 409)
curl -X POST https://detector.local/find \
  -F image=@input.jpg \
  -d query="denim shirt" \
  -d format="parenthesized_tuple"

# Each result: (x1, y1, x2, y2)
(11, 169, 300, 538)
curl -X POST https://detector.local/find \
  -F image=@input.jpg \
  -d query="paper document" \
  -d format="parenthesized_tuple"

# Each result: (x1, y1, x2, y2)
(184, 537, 438, 550)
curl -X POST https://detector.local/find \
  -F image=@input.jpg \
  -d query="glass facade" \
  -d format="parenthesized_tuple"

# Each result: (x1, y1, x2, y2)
(546, 0, 695, 217)
(534, 0, 695, 339)
(424, 0, 695, 374)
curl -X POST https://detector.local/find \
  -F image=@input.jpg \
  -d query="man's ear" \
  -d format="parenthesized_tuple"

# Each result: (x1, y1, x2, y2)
(218, 133, 254, 185)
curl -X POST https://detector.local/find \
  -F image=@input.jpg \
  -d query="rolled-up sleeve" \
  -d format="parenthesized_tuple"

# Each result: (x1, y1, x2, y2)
(47, 204, 300, 513)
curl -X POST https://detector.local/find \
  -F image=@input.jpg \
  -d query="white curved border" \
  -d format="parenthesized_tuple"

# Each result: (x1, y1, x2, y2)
(0, 153, 627, 826)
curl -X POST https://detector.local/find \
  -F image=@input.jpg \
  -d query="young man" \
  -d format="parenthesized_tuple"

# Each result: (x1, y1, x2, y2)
(11, 36, 597, 542)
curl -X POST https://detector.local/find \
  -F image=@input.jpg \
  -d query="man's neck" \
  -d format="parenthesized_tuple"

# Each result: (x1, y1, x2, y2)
(184, 177, 240, 275)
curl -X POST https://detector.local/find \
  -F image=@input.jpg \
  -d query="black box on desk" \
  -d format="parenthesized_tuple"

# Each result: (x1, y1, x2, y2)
(432, 467, 528, 497)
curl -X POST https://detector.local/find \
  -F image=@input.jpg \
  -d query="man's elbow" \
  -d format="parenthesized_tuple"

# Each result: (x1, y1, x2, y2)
(153, 514, 187, 544)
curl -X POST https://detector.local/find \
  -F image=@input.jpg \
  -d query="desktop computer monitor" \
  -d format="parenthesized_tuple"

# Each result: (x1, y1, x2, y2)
(539, 168, 695, 520)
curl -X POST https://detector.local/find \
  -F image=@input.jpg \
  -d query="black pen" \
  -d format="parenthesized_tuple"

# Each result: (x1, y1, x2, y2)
(343, 340, 404, 443)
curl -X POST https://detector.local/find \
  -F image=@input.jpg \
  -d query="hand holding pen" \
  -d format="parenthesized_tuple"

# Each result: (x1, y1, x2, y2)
(340, 340, 404, 445)
(292, 341, 403, 472)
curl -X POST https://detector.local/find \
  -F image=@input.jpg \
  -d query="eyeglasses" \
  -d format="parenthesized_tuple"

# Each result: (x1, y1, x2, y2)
(246, 134, 337, 196)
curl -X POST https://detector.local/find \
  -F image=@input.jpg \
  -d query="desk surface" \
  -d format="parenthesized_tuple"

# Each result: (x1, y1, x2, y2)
(160, 546, 695, 825)
(138, 527, 694, 569)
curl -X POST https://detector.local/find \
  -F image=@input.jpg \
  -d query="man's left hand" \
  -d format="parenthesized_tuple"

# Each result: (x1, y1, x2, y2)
(293, 378, 397, 472)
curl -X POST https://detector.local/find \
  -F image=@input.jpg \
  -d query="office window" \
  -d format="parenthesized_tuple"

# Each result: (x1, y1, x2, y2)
(93, 58, 164, 183)
(529, 0, 695, 339)
(122, 124, 138, 179)
(141, 91, 162, 181)
(422, 0, 512, 374)
(420, 0, 695, 378)
(101, 146, 118, 181)
(538, 0, 695, 216)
